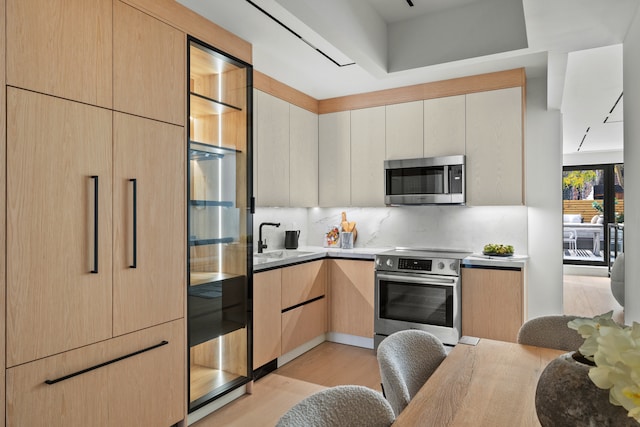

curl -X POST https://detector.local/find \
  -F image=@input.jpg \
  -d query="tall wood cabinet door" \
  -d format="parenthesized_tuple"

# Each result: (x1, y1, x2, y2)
(329, 260, 375, 338)
(351, 106, 386, 206)
(6, 88, 113, 367)
(386, 101, 424, 160)
(256, 90, 290, 206)
(461, 267, 523, 342)
(6, 0, 112, 108)
(290, 104, 319, 207)
(424, 95, 466, 157)
(319, 111, 351, 207)
(253, 270, 282, 369)
(113, 112, 185, 336)
(466, 87, 523, 206)
(113, 0, 185, 126)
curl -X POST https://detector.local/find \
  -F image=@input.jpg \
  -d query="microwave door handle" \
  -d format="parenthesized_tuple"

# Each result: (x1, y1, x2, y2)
(443, 165, 450, 194)
(377, 273, 457, 286)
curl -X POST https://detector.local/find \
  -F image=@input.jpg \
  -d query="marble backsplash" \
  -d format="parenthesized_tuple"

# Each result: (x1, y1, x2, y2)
(253, 205, 529, 255)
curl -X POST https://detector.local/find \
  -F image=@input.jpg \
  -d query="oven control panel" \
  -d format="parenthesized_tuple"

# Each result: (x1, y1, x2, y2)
(375, 254, 460, 276)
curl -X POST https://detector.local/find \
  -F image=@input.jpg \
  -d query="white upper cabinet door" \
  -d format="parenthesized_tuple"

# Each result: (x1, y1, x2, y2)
(351, 106, 386, 206)
(385, 101, 423, 160)
(290, 104, 319, 207)
(466, 87, 523, 206)
(255, 90, 290, 207)
(424, 95, 466, 157)
(319, 111, 351, 207)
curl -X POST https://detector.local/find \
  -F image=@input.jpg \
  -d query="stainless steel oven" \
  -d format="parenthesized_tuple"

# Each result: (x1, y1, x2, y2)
(374, 248, 468, 348)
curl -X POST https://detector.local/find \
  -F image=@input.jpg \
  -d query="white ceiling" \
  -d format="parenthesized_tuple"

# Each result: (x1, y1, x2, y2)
(177, 0, 638, 156)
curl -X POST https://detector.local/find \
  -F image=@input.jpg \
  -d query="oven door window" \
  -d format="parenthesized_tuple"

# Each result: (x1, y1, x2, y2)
(379, 279, 453, 327)
(386, 167, 444, 195)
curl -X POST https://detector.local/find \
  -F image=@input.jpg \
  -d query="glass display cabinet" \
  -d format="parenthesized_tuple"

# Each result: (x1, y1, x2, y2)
(187, 36, 252, 412)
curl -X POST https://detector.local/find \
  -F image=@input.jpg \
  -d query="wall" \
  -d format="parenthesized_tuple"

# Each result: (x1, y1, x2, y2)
(623, 6, 640, 323)
(525, 76, 564, 318)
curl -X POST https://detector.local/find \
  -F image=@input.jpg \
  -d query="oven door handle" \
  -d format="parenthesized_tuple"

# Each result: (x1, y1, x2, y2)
(376, 273, 457, 286)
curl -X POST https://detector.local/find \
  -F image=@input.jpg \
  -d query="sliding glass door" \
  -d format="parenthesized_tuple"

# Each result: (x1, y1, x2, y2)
(562, 164, 624, 266)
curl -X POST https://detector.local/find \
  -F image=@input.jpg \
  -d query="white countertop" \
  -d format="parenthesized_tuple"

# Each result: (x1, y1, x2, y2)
(252, 246, 392, 271)
(462, 254, 528, 269)
(253, 246, 528, 271)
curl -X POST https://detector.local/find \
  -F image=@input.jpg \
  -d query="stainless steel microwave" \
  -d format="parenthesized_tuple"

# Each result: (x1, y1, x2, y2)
(384, 155, 465, 205)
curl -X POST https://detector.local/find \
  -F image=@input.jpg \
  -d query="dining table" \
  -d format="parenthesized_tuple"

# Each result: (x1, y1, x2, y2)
(392, 338, 566, 426)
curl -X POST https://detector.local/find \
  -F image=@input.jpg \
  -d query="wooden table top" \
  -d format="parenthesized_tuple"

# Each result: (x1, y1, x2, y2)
(392, 338, 566, 426)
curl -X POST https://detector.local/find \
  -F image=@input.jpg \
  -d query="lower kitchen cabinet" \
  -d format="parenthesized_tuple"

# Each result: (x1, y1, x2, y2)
(461, 266, 524, 343)
(6, 319, 184, 427)
(328, 259, 375, 338)
(281, 298, 327, 354)
(253, 260, 327, 369)
(253, 269, 282, 370)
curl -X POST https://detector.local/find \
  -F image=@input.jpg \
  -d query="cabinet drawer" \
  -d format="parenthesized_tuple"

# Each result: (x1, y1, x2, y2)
(7, 320, 185, 427)
(281, 260, 326, 309)
(281, 298, 327, 354)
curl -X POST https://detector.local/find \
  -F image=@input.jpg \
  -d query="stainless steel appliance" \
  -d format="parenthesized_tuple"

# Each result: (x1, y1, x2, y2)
(384, 155, 465, 205)
(374, 248, 469, 348)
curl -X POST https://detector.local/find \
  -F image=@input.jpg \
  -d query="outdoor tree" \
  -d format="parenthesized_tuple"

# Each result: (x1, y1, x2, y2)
(562, 170, 598, 199)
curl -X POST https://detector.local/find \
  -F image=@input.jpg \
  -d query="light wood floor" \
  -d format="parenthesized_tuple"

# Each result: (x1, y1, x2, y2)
(192, 342, 381, 427)
(563, 274, 624, 324)
(194, 274, 620, 426)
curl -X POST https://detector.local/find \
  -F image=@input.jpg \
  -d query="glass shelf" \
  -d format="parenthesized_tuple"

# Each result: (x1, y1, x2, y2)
(190, 92, 242, 116)
(190, 200, 234, 208)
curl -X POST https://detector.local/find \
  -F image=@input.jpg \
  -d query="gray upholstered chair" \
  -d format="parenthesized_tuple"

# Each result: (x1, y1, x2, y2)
(376, 330, 447, 417)
(610, 252, 625, 307)
(275, 385, 395, 427)
(517, 314, 585, 351)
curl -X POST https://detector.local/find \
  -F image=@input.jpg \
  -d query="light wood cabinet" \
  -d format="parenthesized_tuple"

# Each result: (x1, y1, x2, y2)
(290, 104, 319, 207)
(6, 88, 114, 367)
(6, 0, 112, 108)
(113, 112, 185, 336)
(351, 106, 386, 206)
(253, 269, 282, 370)
(255, 90, 290, 206)
(461, 266, 524, 343)
(281, 260, 327, 309)
(281, 298, 327, 354)
(6, 319, 184, 427)
(113, 0, 185, 126)
(329, 259, 375, 338)
(319, 111, 351, 207)
(386, 101, 424, 160)
(466, 87, 523, 205)
(424, 95, 466, 157)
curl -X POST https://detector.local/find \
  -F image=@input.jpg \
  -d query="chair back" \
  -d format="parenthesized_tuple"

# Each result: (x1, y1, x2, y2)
(275, 385, 395, 427)
(376, 330, 447, 416)
(517, 315, 584, 351)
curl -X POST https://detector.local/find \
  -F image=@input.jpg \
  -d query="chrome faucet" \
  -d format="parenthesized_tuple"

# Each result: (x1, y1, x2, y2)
(258, 222, 281, 253)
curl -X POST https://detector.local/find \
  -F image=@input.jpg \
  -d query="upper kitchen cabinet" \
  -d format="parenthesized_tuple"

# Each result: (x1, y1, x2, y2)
(255, 90, 290, 206)
(187, 37, 253, 412)
(6, 88, 113, 367)
(319, 111, 351, 207)
(351, 106, 386, 206)
(466, 87, 523, 206)
(113, 0, 185, 125)
(6, 0, 112, 108)
(424, 95, 466, 157)
(386, 101, 423, 160)
(290, 104, 319, 207)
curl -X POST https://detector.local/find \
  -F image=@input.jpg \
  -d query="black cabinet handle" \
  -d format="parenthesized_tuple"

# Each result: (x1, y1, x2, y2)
(130, 178, 137, 269)
(91, 175, 99, 274)
(44, 340, 169, 385)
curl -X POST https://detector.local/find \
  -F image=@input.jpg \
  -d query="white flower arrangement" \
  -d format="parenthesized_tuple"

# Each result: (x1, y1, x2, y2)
(568, 311, 640, 423)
